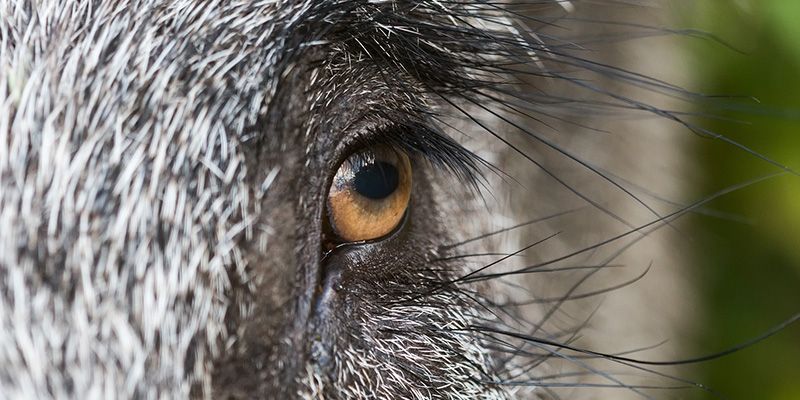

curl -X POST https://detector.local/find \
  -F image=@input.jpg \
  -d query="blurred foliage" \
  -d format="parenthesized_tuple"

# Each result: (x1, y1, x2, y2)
(676, 1, 800, 399)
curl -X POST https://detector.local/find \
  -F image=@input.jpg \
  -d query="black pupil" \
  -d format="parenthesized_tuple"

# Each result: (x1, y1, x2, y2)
(353, 161, 399, 200)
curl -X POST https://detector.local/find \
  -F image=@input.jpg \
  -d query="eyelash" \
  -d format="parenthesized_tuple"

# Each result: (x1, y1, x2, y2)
(350, 122, 485, 189)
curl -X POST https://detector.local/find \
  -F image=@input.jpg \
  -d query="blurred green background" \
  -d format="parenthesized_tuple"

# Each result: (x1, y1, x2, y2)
(678, 1, 800, 399)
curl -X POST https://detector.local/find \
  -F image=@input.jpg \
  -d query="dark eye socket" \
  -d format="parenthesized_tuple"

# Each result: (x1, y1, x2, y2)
(326, 146, 412, 243)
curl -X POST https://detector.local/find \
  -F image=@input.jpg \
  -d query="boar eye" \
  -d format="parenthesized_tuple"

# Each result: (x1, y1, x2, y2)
(326, 145, 412, 242)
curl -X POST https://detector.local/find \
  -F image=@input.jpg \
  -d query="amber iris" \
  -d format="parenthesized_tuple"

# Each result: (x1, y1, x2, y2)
(327, 146, 412, 242)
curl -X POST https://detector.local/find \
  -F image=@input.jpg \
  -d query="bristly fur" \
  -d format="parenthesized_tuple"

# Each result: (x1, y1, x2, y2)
(2, 0, 791, 399)
(0, 1, 305, 396)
